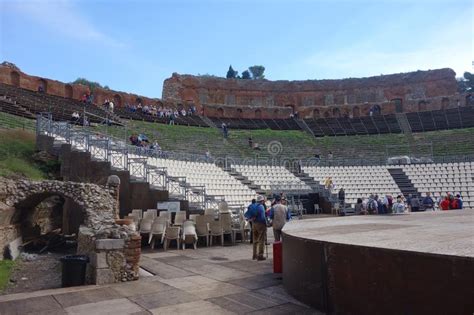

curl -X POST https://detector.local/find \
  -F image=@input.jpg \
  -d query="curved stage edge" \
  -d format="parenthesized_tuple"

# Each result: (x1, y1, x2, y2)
(281, 211, 474, 315)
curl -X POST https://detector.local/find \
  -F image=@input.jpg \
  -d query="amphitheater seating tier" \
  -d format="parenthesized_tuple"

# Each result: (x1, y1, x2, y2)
(0, 83, 119, 124)
(396, 162, 474, 208)
(303, 165, 402, 206)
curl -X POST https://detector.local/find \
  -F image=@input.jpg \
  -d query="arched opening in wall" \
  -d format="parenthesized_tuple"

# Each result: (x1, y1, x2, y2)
(11, 193, 86, 254)
(273, 109, 279, 118)
(136, 97, 143, 105)
(255, 109, 262, 119)
(10, 71, 20, 87)
(313, 109, 320, 119)
(113, 94, 122, 107)
(391, 98, 403, 113)
(418, 100, 427, 111)
(332, 108, 341, 118)
(217, 107, 224, 118)
(38, 79, 48, 93)
(236, 108, 243, 118)
(352, 106, 360, 118)
(441, 97, 450, 109)
(65, 84, 73, 99)
(466, 94, 473, 106)
(285, 104, 295, 114)
(323, 111, 330, 118)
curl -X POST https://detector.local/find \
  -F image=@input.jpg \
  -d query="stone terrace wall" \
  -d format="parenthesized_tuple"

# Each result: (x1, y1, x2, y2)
(162, 68, 459, 119)
(0, 64, 160, 108)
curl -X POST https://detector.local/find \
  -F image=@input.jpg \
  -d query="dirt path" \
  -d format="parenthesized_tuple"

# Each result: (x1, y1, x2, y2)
(1, 251, 71, 295)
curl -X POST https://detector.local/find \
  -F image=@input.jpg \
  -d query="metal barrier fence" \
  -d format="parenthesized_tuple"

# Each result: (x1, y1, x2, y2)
(36, 113, 209, 209)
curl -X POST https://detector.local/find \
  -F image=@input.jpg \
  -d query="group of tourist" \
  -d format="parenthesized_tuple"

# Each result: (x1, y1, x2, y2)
(125, 103, 197, 122)
(129, 134, 162, 154)
(351, 191, 463, 215)
(81, 92, 94, 105)
(244, 194, 290, 261)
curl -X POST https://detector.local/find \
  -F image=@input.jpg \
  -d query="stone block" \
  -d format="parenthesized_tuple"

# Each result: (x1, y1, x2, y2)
(90, 252, 108, 269)
(95, 239, 124, 250)
(95, 268, 116, 285)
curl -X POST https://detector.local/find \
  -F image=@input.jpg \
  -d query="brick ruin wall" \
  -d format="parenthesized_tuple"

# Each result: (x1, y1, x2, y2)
(162, 68, 465, 119)
(0, 65, 159, 108)
(0, 64, 465, 120)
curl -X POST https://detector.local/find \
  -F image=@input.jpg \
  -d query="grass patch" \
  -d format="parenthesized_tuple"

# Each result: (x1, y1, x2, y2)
(0, 129, 48, 179)
(0, 260, 15, 292)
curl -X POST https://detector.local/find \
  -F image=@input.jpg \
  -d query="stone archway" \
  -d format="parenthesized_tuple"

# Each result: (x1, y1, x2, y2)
(113, 94, 122, 107)
(38, 79, 48, 93)
(217, 107, 224, 118)
(273, 109, 279, 118)
(332, 107, 341, 118)
(352, 106, 360, 117)
(391, 98, 403, 113)
(418, 100, 427, 111)
(236, 108, 243, 118)
(255, 109, 262, 119)
(313, 109, 320, 119)
(10, 71, 20, 87)
(65, 84, 73, 99)
(323, 111, 331, 118)
(285, 104, 295, 114)
(1, 179, 117, 230)
(441, 97, 450, 109)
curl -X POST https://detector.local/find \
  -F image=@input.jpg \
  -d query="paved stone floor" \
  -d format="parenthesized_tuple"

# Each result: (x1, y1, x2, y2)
(0, 231, 321, 314)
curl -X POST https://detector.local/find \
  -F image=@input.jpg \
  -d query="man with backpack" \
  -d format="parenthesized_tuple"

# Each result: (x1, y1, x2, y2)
(410, 195, 421, 212)
(367, 195, 378, 214)
(392, 196, 406, 214)
(422, 192, 435, 211)
(245, 195, 267, 261)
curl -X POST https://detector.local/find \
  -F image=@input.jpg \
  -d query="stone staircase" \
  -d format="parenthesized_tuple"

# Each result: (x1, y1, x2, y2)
(0, 96, 36, 119)
(223, 166, 266, 196)
(388, 168, 419, 197)
(199, 115, 218, 128)
(296, 119, 316, 137)
(396, 113, 414, 143)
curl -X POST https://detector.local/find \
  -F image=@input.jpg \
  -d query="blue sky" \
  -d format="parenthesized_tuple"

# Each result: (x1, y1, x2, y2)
(1, 0, 472, 98)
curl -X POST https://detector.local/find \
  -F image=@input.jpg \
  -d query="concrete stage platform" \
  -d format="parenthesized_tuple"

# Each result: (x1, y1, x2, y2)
(282, 211, 474, 315)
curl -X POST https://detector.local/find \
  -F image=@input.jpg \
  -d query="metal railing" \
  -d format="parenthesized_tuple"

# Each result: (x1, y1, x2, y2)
(36, 113, 211, 210)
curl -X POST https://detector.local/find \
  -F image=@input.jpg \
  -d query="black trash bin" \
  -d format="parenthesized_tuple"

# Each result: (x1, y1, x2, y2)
(60, 255, 89, 287)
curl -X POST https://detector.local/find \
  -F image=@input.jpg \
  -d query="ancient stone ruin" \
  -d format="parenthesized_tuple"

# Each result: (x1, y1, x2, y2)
(0, 177, 141, 285)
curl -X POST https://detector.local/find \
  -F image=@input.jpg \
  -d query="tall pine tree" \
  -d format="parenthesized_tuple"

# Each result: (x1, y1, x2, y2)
(226, 65, 237, 79)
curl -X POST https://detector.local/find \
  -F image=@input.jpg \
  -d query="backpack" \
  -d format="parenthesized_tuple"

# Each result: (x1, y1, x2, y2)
(368, 200, 377, 212)
(245, 203, 257, 220)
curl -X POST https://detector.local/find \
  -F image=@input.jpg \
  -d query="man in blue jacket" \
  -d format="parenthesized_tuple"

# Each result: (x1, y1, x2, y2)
(246, 195, 267, 261)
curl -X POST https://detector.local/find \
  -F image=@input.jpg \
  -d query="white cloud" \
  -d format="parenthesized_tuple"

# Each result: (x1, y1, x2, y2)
(4, 0, 124, 48)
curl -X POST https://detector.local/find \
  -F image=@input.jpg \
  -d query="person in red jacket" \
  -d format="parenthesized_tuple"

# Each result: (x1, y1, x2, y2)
(440, 196, 451, 210)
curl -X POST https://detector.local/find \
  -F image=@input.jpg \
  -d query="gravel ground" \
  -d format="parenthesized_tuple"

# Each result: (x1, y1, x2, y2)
(2, 251, 72, 295)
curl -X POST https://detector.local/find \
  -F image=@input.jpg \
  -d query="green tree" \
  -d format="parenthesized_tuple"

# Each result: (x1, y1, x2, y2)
(248, 65, 265, 79)
(226, 65, 238, 79)
(71, 78, 110, 91)
(241, 70, 251, 79)
(463, 72, 474, 91)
